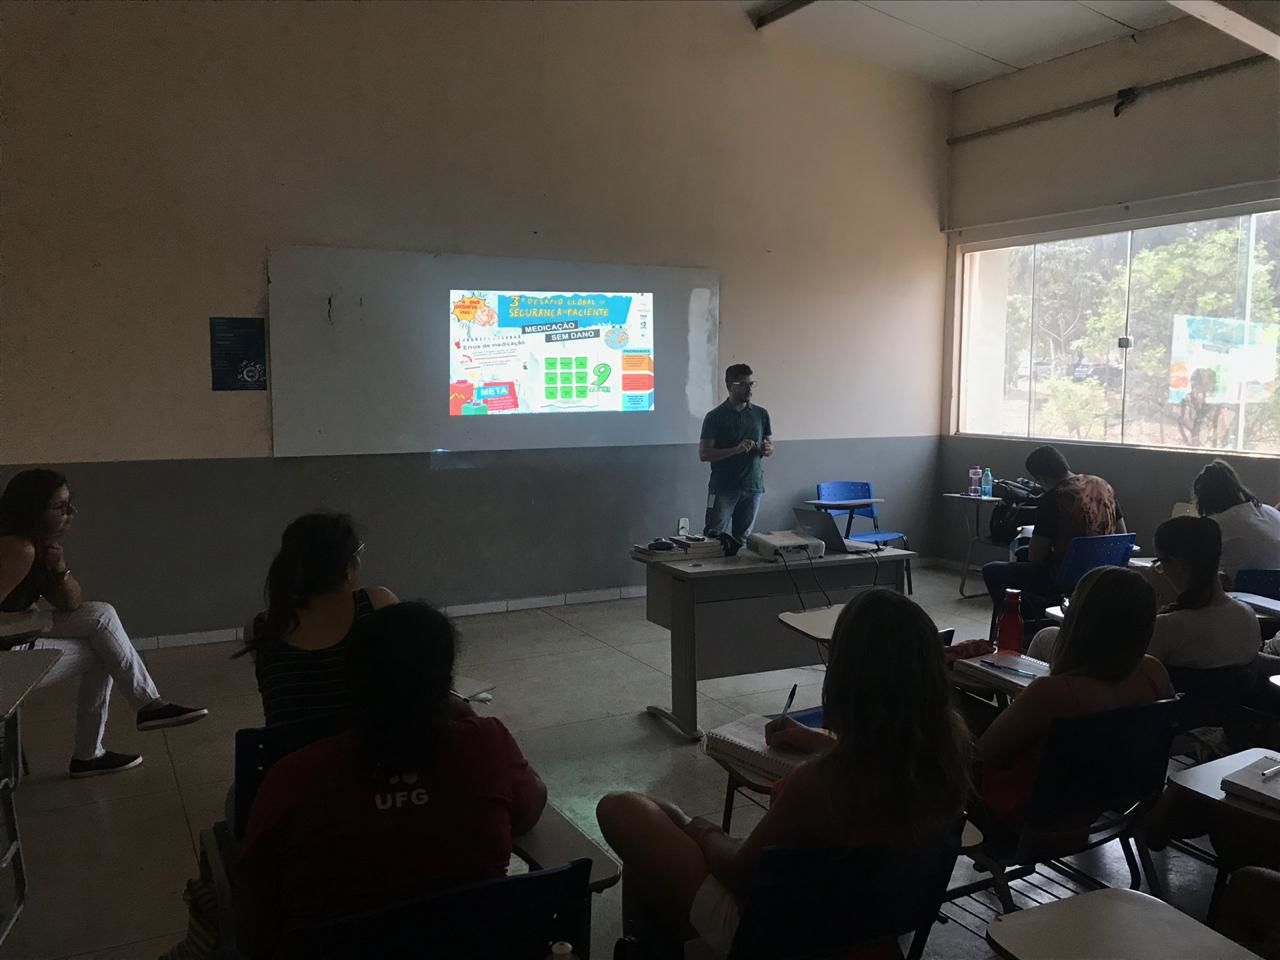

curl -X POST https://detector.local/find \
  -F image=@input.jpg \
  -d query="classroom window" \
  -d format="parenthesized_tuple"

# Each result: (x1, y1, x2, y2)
(959, 209, 1280, 455)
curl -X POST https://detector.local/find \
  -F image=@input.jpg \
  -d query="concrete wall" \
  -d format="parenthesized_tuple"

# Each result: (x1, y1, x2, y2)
(933, 435, 1280, 565)
(948, 17, 1280, 232)
(0, 1, 949, 462)
(0, 2, 954, 633)
(10, 435, 940, 636)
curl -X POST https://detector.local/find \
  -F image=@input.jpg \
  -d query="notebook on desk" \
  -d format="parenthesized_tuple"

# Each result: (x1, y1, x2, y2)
(1221, 756, 1280, 810)
(704, 714, 807, 782)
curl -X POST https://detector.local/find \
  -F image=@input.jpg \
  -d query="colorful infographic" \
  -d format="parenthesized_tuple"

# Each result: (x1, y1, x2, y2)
(1168, 314, 1278, 405)
(449, 290, 654, 415)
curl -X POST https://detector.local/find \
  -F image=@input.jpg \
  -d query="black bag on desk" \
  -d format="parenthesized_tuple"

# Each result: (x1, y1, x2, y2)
(988, 478, 1043, 545)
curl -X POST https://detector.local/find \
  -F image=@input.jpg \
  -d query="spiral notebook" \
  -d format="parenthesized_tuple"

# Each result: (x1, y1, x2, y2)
(703, 714, 806, 782)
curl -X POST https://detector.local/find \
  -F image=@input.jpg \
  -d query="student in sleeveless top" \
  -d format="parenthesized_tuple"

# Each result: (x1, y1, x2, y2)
(234, 602, 546, 957)
(237, 513, 397, 727)
(596, 589, 970, 959)
(977, 566, 1173, 827)
(0, 469, 207, 778)
(982, 445, 1126, 634)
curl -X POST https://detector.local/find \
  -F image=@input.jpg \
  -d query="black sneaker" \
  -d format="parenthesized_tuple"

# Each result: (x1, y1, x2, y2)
(137, 702, 209, 731)
(69, 751, 143, 778)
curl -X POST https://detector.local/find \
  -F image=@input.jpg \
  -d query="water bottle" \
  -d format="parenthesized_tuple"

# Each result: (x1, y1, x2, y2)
(981, 467, 994, 499)
(968, 465, 982, 497)
(997, 589, 1024, 653)
(546, 942, 578, 960)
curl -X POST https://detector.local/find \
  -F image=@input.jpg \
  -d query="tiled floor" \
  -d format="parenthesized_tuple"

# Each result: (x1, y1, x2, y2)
(1, 568, 1220, 959)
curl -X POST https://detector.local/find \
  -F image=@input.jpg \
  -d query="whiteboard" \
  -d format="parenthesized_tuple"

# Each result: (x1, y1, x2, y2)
(268, 245, 719, 457)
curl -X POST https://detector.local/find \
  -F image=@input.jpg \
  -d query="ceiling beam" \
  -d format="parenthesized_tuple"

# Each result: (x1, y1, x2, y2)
(1167, 1, 1280, 59)
(748, 0, 816, 31)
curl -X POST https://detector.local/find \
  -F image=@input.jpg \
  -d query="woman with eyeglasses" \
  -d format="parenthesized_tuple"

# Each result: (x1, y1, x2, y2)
(239, 512, 398, 727)
(0, 469, 208, 778)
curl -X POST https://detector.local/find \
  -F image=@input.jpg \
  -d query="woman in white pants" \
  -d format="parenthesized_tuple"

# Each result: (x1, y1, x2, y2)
(0, 469, 208, 777)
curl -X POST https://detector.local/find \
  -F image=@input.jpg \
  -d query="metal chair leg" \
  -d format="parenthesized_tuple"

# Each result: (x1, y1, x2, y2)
(959, 536, 976, 598)
(902, 537, 913, 594)
(720, 777, 736, 833)
(991, 866, 1017, 914)
(1136, 834, 1165, 900)
(1119, 834, 1142, 889)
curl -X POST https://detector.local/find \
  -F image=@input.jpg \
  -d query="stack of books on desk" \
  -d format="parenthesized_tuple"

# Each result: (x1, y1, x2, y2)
(631, 536, 725, 562)
(1221, 756, 1280, 810)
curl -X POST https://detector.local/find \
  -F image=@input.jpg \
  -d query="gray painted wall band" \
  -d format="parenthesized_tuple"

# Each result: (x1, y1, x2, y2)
(7, 436, 939, 636)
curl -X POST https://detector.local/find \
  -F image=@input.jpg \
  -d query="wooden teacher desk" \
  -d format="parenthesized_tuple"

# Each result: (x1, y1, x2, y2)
(638, 547, 913, 739)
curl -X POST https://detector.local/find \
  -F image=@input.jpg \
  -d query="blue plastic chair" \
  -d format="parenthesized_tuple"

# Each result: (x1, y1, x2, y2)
(1233, 568, 1280, 600)
(815, 481, 913, 593)
(727, 824, 963, 960)
(1053, 532, 1137, 593)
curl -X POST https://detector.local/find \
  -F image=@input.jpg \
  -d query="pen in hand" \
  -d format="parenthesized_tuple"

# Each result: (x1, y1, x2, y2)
(781, 683, 797, 719)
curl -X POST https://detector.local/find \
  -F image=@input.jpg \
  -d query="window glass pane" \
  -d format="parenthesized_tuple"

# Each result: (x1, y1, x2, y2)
(960, 246, 1033, 436)
(1028, 232, 1129, 444)
(1122, 217, 1251, 452)
(1244, 211, 1280, 454)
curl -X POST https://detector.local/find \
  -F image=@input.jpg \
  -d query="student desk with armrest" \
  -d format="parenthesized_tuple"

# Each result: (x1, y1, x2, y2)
(987, 887, 1262, 960)
(0, 648, 61, 949)
(639, 548, 914, 740)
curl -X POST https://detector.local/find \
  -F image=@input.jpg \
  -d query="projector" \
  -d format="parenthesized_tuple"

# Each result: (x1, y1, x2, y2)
(746, 531, 826, 562)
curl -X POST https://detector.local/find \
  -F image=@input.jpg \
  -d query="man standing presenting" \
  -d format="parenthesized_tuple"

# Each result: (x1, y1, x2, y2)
(700, 363, 773, 540)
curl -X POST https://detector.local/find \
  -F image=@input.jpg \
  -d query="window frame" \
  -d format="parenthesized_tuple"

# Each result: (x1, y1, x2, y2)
(951, 199, 1280, 457)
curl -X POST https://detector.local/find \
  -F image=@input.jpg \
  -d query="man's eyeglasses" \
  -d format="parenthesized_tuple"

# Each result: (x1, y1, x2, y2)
(729, 381, 756, 389)
(46, 501, 75, 517)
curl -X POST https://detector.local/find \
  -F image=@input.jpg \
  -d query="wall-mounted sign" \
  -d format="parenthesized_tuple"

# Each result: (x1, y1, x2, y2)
(210, 316, 267, 391)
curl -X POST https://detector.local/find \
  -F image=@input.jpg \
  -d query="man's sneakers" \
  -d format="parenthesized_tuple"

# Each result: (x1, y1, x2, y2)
(137, 702, 209, 731)
(69, 751, 143, 778)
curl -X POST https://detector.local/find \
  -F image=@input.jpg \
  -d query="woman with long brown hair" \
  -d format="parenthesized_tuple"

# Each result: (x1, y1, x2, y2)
(596, 588, 970, 957)
(979, 566, 1174, 825)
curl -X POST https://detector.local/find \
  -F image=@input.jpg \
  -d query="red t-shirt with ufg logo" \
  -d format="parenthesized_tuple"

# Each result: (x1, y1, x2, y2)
(241, 716, 542, 919)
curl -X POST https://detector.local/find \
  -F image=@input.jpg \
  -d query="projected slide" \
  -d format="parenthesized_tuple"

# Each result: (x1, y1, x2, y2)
(449, 290, 654, 415)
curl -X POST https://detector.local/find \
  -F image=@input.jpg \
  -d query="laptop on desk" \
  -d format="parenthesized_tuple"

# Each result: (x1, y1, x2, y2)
(792, 508, 881, 555)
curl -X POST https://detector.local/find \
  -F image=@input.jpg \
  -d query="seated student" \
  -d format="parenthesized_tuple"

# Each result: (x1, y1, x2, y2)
(0, 469, 207, 778)
(238, 513, 397, 726)
(978, 566, 1173, 827)
(1028, 517, 1259, 670)
(1147, 517, 1259, 669)
(1194, 459, 1280, 585)
(983, 445, 1125, 632)
(235, 602, 547, 957)
(595, 589, 970, 958)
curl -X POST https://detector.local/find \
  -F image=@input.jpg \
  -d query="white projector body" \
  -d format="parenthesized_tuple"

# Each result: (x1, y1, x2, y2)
(746, 531, 826, 562)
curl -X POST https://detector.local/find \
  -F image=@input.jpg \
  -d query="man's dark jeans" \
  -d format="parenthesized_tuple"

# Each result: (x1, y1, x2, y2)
(982, 560, 1060, 640)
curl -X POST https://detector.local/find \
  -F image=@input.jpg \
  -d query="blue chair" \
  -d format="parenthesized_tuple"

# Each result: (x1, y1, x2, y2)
(1054, 533, 1137, 593)
(1233, 568, 1280, 599)
(954, 698, 1178, 913)
(815, 481, 913, 593)
(727, 828, 962, 960)
(615, 825, 963, 960)
(277, 858, 592, 960)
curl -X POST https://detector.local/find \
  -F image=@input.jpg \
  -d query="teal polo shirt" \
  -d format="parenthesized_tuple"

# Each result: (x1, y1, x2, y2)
(700, 400, 772, 494)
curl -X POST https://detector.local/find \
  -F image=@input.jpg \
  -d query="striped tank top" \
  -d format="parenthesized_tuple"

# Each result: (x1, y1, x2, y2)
(254, 589, 375, 727)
